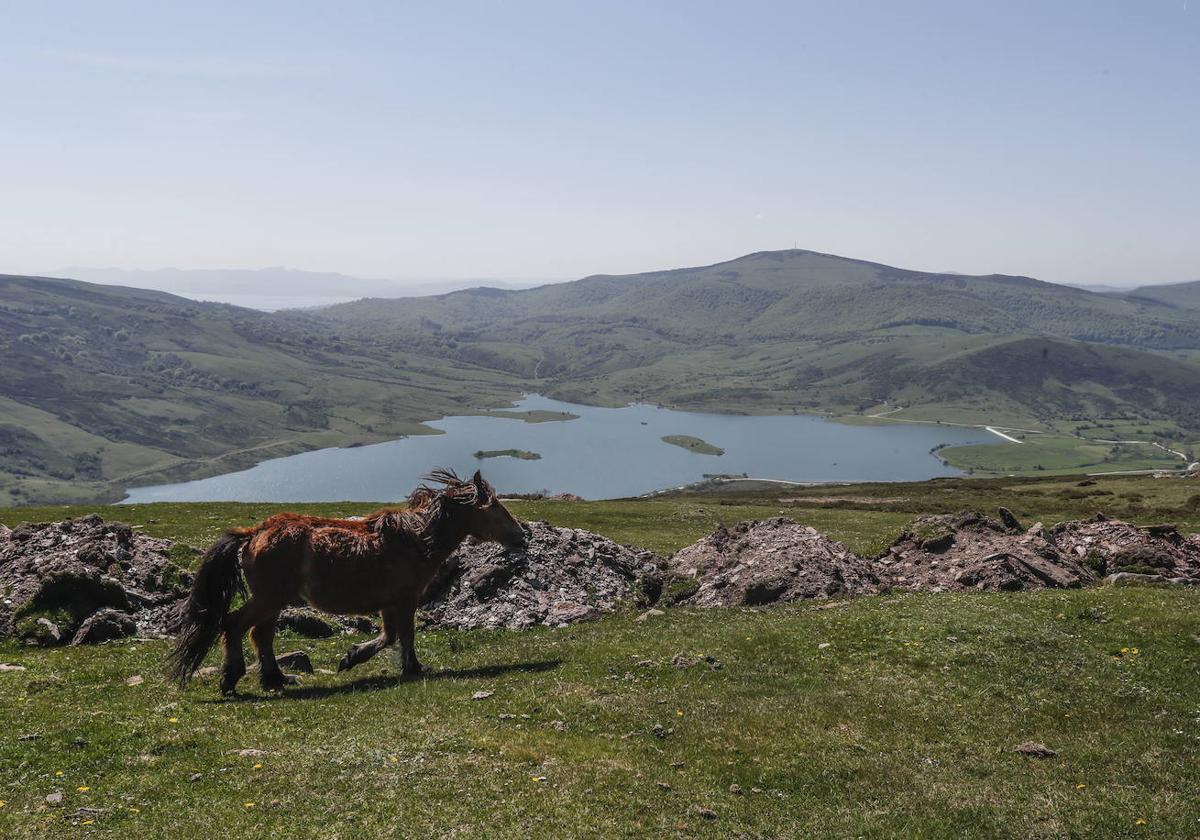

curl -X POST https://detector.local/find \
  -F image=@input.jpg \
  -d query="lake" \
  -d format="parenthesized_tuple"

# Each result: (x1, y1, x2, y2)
(122, 395, 997, 503)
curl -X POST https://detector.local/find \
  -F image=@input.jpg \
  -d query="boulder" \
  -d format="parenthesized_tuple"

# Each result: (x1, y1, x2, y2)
(71, 608, 137, 645)
(666, 518, 876, 607)
(1048, 515, 1200, 580)
(877, 510, 1093, 592)
(0, 516, 187, 643)
(420, 521, 663, 630)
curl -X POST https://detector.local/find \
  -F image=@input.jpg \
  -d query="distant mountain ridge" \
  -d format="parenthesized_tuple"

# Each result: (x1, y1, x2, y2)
(53, 266, 550, 310)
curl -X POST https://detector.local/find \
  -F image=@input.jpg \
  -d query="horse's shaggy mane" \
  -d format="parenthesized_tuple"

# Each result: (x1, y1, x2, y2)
(364, 469, 494, 547)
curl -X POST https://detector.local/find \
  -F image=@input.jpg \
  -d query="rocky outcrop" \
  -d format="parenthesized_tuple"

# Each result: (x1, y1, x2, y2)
(876, 510, 1094, 592)
(666, 517, 877, 607)
(0, 515, 187, 644)
(420, 521, 663, 629)
(1048, 515, 1200, 581)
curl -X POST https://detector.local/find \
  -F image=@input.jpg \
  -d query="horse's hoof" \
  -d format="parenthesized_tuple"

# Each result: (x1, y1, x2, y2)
(402, 660, 423, 677)
(261, 673, 300, 691)
(337, 654, 354, 673)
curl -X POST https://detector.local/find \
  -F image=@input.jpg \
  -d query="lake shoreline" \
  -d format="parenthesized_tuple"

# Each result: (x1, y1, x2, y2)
(120, 395, 999, 504)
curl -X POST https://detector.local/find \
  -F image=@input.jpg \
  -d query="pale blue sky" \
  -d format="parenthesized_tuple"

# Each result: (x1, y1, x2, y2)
(1, 1, 1196, 286)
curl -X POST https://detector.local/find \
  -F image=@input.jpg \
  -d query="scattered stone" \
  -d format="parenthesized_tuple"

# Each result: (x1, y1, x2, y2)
(472, 690, 495, 700)
(275, 650, 314, 674)
(1013, 741, 1058, 758)
(196, 666, 220, 679)
(818, 642, 832, 650)
(236, 749, 268, 758)
(125, 675, 144, 686)
(46, 792, 64, 805)
(667, 518, 876, 607)
(0, 663, 27, 672)
(276, 608, 336, 638)
(70, 608, 136, 645)
(691, 806, 718, 820)
(26, 617, 62, 646)
(549, 720, 568, 731)
(1049, 516, 1200, 580)
(635, 608, 665, 622)
(878, 511, 1093, 592)
(657, 781, 672, 791)
(1105, 572, 1170, 587)
(420, 521, 664, 630)
(188, 773, 203, 782)
(671, 653, 696, 669)
(0, 515, 188, 643)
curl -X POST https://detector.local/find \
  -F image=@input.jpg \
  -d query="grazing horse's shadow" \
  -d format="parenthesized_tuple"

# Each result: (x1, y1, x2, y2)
(201, 658, 562, 703)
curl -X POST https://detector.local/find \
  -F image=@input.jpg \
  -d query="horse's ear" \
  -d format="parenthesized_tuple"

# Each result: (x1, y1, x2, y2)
(471, 470, 491, 503)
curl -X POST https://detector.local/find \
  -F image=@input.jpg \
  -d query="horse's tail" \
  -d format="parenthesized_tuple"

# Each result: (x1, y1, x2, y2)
(167, 530, 250, 686)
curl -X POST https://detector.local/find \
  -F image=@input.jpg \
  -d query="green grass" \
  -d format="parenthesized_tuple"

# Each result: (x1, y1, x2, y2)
(3, 479, 1200, 836)
(941, 435, 1183, 476)
(660, 435, 724, 456)
(1, 590, 1197, 838)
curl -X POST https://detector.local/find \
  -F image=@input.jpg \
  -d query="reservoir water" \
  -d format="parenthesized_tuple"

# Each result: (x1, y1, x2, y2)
(122, 395, 997, 503)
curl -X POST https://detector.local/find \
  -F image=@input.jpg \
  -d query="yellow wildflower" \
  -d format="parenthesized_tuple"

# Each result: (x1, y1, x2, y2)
(1136, 818, 1147, 825)
(1075, 783, 1086, 790)
(253, 763, 262, 770)
(77, 786, 90, 792)
(167, 717, 179, 724)
(244, 802, 255, 808)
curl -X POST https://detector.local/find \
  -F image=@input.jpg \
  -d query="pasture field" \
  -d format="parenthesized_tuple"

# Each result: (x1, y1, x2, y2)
(2, 474, 1199, 838)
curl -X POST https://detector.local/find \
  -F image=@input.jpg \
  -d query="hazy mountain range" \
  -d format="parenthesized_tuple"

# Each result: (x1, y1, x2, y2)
(3, 249, 1200, 504)
(51, 266, 554, 310)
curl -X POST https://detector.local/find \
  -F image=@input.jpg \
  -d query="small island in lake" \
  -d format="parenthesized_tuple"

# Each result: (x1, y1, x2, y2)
(473, 449, 542, 460)
(661, 435, 724, 456)
(478, 409, 579, 423)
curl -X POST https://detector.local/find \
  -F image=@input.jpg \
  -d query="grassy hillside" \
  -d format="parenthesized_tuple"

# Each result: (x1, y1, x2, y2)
(1127, 279, 1200, 311)
(323, 250, 1200, 441)
(1, 477, 1198, 838)
(0, 275, 524, 505)
(5, 251, 1200, 505)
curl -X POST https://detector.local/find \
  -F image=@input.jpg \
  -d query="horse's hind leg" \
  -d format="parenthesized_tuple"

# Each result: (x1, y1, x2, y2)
(220, 597, 278, 695)
(337, 607, 398, 672)
(250, 610, 295, 691)
(219, 602, 253, 695)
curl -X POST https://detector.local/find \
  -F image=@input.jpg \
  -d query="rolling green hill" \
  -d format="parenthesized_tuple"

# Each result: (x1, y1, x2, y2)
(0, 274, 524, 504)
(1126, 279, 1200, 311)
(4, 250, 1200, 504)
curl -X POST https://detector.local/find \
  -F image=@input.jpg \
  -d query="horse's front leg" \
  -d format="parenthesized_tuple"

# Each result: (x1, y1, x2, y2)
(337, 608, 398, 672)
(396, 599, 422, 676)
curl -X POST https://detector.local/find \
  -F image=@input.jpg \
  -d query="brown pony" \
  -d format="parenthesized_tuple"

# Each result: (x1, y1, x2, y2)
(168, 469, 526, 695)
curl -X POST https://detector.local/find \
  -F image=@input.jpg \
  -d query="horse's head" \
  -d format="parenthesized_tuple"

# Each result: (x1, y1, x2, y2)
(443, 469, 527, 549)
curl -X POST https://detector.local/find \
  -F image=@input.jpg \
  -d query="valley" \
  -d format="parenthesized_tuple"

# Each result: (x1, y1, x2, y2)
(4, 250, 1200, 505)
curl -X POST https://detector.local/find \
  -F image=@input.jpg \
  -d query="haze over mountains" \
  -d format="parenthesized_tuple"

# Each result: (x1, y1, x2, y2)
(3, 248, 1200, 505)
(53, 267, 554, 311)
